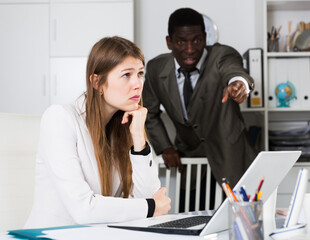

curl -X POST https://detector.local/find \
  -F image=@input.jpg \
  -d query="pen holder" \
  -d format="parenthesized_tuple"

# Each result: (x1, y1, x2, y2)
(229, 201, 264, 240)
(268, 38, 279, 52)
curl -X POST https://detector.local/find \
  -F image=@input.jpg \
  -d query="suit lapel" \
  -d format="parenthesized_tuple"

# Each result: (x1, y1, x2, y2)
(75, 96, 101, 193)
(160, 56, 185, 122)
(75, 97, 122, 196)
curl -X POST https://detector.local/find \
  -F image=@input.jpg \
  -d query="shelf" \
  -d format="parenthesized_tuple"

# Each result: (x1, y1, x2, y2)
(242, 107, 310, 112)
(267, 52, 310, 58)
(267, 0, 310, 11)
(267, 108, 310, 112)
(241, 107, 265, 112)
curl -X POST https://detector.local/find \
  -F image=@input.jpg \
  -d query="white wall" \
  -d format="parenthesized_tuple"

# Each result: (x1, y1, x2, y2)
(134, 0, 264, 63)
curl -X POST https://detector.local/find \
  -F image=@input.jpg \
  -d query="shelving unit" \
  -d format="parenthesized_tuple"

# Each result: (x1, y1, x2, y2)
(241, 0, 310, 207)
(241, 0, 310, 151)
(264, 0, 310, 151)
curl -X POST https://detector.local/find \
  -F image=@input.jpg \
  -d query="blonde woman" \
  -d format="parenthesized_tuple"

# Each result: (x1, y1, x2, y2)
(25, 36, 171, 228)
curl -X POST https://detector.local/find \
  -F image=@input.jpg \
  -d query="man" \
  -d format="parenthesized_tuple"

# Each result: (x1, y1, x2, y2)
(143, 8, 257, 210)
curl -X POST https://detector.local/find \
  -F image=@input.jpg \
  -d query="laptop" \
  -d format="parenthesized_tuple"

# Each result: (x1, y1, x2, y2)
(108, 151, 301, 236)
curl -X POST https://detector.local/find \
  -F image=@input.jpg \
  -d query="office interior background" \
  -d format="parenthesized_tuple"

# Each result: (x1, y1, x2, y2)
(135, 0, 263, 63)
(0, 0, 263, 114)
(1, 0, 310, 232)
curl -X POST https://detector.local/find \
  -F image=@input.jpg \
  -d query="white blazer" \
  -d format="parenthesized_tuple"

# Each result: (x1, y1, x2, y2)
(25, 96, 161, 228)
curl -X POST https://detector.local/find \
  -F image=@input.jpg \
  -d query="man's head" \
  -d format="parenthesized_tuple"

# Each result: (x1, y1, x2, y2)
(166, 8, 206, 72)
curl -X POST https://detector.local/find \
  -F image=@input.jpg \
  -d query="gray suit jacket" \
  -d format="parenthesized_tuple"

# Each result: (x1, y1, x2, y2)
(143, 43, 257, 187)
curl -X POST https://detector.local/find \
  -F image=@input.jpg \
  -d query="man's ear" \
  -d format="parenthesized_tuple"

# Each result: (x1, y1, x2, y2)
(89, 74, 100, 89)
(166, 36, 172, 50)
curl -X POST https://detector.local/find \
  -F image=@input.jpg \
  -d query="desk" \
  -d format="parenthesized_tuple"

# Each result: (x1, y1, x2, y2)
(0, 224, 228, 240)
(1, 215, 308, 239)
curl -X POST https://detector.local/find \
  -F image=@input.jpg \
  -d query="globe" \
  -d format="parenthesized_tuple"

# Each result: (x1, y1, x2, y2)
(275, 81, 296, 107)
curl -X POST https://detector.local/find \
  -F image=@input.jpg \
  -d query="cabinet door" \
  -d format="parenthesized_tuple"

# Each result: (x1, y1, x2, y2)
(50, 58, 87, 105)
(0, 4, 49, 114)
(50, 1, 134, 57)
(268, 58, 310, 108)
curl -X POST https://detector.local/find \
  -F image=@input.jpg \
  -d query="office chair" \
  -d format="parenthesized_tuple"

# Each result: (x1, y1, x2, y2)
(0, 112, 41, 231)
(154, 109, 223, 213)
(156, 155, 223, 213)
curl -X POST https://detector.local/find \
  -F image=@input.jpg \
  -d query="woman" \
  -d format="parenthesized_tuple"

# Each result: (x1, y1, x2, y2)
(25, 36, 171, 228)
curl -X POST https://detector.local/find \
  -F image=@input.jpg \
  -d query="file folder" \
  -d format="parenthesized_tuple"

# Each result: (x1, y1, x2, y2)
(243, 48, 264, 107)
(8, 225, 90, 239)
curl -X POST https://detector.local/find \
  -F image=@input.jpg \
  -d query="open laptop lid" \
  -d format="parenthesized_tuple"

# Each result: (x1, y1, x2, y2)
(108, 151, 301, 236)
(200, 150, 301, 236)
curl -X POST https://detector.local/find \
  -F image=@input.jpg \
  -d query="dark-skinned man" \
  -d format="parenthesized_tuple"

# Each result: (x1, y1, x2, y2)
(142, 8, 257, 211)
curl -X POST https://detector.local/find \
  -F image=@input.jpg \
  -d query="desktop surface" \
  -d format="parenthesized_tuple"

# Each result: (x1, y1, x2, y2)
(1, 215, 309, 240)
(1, 223, 228, 240)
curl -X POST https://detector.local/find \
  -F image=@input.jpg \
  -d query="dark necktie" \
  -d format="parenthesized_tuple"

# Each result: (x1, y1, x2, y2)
(180, 68, 193, 109)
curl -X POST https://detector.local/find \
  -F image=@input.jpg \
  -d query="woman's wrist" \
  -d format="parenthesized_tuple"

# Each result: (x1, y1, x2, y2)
(132, 137, 146, 151)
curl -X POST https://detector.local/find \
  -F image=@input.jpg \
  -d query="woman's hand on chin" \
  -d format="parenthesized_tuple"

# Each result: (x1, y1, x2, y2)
(121, 106, 147, 151)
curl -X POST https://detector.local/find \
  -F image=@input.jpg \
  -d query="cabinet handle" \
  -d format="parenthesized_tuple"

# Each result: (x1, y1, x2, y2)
(53, 75, 57, 96)
(53, 19, 57, 41)
(42, 75, 47, 96)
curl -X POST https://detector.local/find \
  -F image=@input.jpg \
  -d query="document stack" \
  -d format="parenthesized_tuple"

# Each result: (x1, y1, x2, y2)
(269, 123, 310, 162)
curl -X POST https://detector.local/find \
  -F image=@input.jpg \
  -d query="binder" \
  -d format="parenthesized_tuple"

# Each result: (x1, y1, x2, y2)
(243, 48, 264, 107)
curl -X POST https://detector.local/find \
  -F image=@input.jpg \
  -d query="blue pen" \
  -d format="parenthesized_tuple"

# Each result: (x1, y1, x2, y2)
(233, 190, 241, 202)
(240, 186, 249, 202)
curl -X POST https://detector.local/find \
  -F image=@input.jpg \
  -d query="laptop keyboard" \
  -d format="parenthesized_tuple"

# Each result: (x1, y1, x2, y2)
(149, 215, 212, 229)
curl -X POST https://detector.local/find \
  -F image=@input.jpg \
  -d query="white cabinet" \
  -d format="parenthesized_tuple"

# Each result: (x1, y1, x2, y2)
(50, 1, 133, 57)
(50, 58, 87, 104)
(49, 0, 134, 106)
(0, 0, 134, 114)
(0, 3, 49, 114)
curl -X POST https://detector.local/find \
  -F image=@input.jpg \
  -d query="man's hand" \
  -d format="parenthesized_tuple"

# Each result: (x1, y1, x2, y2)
(162, 147, 183, 173)
(222, 80, 249, 104)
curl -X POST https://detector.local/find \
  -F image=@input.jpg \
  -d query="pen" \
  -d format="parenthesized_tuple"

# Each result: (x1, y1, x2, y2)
(257, 191, 262, 201)
(222, 178, 238, 202)
(222, 178, 233, 202)
(233, 190, 243, 202)
(271, 26, 275, 39)
(240, 186, 249, 202)
(226, 181, 238, 202)
(257, 177, 264, 191)
(275, 25, 282, 38)
(252, 177, 264, 201)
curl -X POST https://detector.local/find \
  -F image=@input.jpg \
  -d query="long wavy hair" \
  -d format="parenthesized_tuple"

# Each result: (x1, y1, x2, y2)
(85, 36, 145, 197)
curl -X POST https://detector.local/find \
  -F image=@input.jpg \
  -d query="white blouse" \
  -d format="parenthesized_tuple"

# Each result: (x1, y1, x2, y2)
(24, 96, 161, 228)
